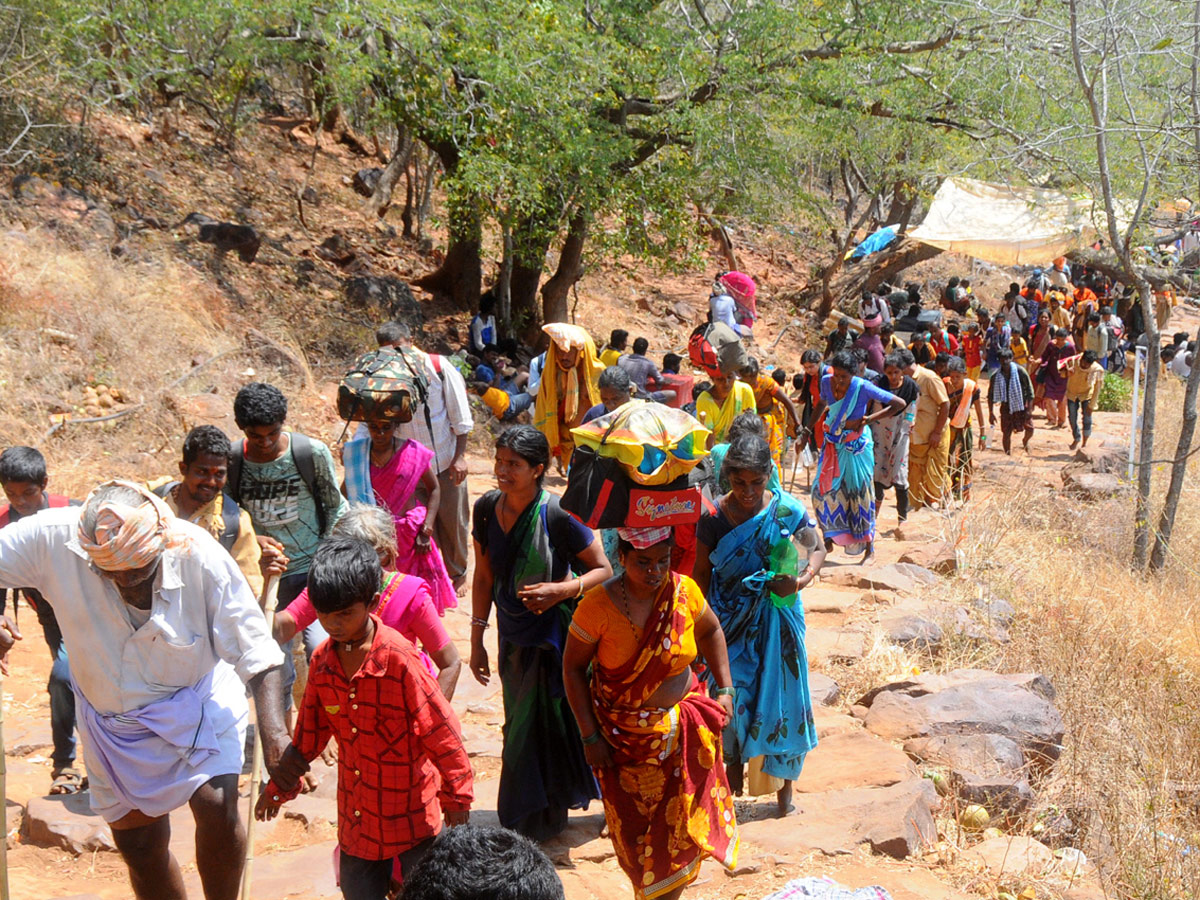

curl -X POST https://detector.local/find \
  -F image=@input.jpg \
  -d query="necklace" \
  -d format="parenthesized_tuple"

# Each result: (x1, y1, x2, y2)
(343, 619, 375, 654)
(617, 575, 639, 634)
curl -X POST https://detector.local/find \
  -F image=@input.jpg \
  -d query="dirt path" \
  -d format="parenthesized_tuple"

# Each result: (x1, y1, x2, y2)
(4, 358, 1156, 899)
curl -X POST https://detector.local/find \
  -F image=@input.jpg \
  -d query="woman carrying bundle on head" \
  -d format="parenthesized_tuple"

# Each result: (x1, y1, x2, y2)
(564, 527, 740, 900)
(693, 434, 827, 818)
(807, 351, 905, 561)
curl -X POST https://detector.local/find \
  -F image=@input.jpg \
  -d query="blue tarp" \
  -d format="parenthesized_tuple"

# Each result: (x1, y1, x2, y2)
(849, 225, 899, 259)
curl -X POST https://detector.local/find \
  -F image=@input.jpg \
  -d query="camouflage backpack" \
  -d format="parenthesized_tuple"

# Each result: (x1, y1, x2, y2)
(337, 348, 429, 423)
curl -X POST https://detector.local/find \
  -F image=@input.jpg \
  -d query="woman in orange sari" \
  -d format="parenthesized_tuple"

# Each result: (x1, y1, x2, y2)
(740, 357, 801, 472)
(564, 527, 739, 900)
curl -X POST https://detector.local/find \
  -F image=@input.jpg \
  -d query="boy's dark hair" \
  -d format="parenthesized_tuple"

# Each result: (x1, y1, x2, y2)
(771, 368, 786, 385)
(663, 352, 682, 373)
(182, 425, 233, 466)
(377, 321, 412, 347)
(838, 316, 852, 328)
(792, 372, 805, 389)
(934, 351, 951, 368)
(693, 382, 712, 401)
(632, 337, 649, 355)
(233, 383, 287, 429)
(0, 446, 47, 485)
(998, 348, 1015, 362)
(1087, 312, 1101, 324)
(401, 825, 564, 900)
(1081, 350, 1099, 366)
(895, 347, 916, 368)
(947, 322, 960, 336)
(478, 290, 496, 315)
(945, 356, 967, 374)
(307, 537, 382, 614)
(609, 329, 628, 349)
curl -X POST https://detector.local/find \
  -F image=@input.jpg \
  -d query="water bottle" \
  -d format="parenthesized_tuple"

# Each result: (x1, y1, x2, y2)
(769, 531, 800, 609)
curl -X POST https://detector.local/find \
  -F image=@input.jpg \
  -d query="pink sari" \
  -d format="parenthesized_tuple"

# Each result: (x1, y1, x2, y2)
(372, 439, 457, 614)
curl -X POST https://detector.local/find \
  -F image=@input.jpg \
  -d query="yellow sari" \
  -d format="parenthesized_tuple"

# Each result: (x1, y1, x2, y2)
(752, 374, 787, 471)
(533, 323, 603, 467)
(695, 381, 755, 443)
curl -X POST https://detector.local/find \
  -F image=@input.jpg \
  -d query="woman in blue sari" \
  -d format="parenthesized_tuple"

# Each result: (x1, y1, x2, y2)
(807, 350, 904, 561)
(469, 425, 612, 839)
(693, 433, 827, 817)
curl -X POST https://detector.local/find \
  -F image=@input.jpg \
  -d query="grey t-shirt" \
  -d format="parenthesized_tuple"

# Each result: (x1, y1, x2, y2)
(238, 434, 347, 576)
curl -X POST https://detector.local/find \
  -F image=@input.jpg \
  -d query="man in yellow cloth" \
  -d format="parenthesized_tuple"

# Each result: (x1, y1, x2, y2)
(905, 351, 951, 510)
(534, 323, 604, 471)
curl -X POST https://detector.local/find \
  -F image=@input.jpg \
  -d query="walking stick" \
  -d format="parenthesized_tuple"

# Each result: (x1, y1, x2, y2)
(788, 441, 803, 493)
(241, 574, 280, 900)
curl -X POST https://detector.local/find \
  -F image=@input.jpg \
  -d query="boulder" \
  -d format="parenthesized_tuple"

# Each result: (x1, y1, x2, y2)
(344, 275, 424, 327)
(737, 779, 938, 859)
(809, 671, 841, 707)
(903, 734, 1027, 776)
(859, 669, 1056, 705)
(825, 562, 941, 595)
(802, 585, 860, 615)
(953, 771, 1035, 814)
(795, 731, 919, 793)
(962, 836, 1054, 878)
(351, 167, 384, 197)
(884, 614, 944, 651)
(24, 795, 116, 854)
(1073, 444, 1125, 475)
(1061, 470, 1127, 501)
(861, 673, 1064, 763)
(971, 594, 1017, 627)
(898, 544, 958, 576)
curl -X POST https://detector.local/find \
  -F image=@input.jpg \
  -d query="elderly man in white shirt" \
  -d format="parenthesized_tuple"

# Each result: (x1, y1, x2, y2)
(0, 480, 288, 900)
(375, 320, 473, 590)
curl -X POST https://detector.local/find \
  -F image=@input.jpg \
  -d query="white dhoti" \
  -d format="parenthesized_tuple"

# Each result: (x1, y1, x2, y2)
(75, 663, 248, 822)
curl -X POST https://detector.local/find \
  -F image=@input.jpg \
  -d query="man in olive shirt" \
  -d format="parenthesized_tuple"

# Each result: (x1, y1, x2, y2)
(905, 356, 951, 510)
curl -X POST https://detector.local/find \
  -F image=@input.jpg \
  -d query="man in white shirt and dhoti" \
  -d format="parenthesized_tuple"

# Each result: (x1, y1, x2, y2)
(0, 480, 289, 900)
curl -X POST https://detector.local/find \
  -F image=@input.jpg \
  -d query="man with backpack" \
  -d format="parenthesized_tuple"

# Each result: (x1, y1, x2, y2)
(376, 321, 473, 592)
(229, 382, 347, 698)
(150, 425, 277, 597)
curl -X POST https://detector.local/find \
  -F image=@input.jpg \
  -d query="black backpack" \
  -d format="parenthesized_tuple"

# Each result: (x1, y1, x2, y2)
(225, 432, 328, 535)
(152, 482, 241, 552)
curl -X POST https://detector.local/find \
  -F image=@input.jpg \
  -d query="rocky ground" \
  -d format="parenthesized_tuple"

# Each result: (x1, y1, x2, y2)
(3, 393, 1161, 900)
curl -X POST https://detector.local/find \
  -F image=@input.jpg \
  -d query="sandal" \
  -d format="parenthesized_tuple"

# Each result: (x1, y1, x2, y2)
(50, 767, 87, 795)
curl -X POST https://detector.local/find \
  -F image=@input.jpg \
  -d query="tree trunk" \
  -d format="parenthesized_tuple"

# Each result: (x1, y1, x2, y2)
(1149, 324, 1200, 570)
(1132, 280, 1161, 569)
(806, 237, 940, 320)
(497, 224, 514, 337)
(412, 191, 482, 308)
(506, 214, 553, 338)
(400, 158, 416, 237)
(368, 128, 413, 218)
(541, 211, 588, 325)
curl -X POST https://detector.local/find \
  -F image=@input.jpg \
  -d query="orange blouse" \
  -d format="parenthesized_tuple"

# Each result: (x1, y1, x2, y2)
(570, 575, 707, 674)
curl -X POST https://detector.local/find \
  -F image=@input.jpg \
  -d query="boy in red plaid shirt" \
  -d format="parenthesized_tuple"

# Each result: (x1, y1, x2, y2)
(256, 537, 473, 900)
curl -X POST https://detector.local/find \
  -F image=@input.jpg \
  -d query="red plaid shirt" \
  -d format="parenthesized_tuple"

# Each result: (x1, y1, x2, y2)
(266, 619, 473, 860)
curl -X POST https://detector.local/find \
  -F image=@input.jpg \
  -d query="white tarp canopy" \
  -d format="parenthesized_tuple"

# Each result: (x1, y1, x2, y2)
(909, 177, 1101, 266)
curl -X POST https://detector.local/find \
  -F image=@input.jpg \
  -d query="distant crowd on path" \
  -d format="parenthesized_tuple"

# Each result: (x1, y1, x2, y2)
(0, 257, 1175, 900)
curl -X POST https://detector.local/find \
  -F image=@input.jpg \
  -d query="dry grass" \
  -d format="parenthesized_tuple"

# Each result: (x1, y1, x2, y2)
(0, 230, 331, 495)
(942, 385, 1200, 900)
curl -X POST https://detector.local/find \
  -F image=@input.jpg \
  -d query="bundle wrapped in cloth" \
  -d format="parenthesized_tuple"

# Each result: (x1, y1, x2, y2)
(562, 400, 710, 529)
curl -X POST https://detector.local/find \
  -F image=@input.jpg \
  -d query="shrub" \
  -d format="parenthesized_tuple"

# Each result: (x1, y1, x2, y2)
(1096, 372, 1132, 412)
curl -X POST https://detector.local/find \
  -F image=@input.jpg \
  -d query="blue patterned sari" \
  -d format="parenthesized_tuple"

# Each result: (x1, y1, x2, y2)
(707, 491, 818, 780)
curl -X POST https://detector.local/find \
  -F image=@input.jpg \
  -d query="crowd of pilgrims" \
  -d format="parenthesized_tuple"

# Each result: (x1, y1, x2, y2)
(0, 262, 1152, 900)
